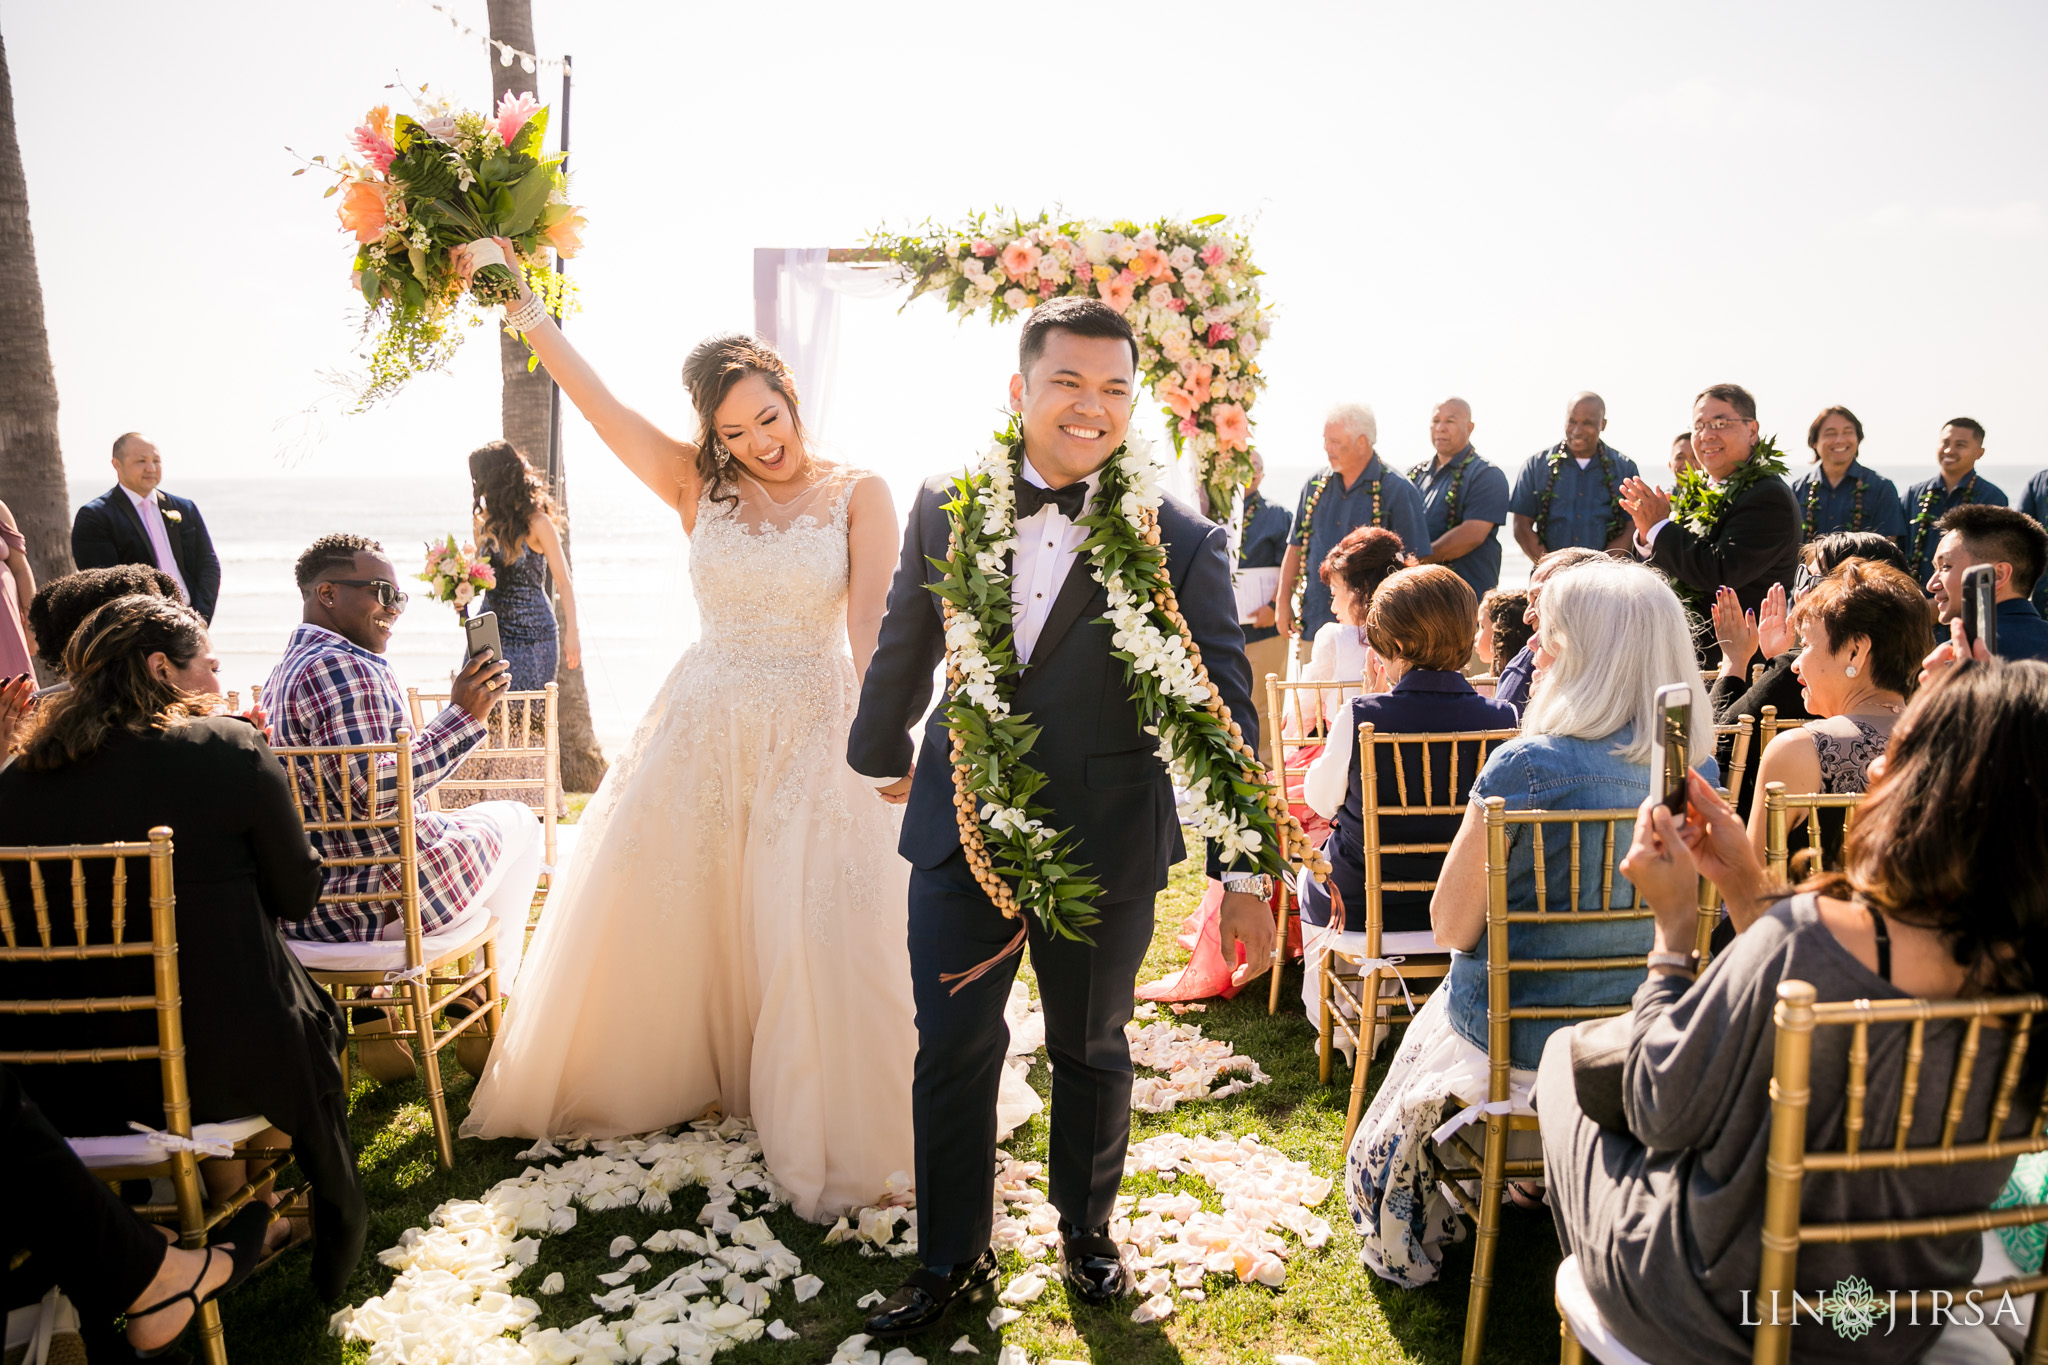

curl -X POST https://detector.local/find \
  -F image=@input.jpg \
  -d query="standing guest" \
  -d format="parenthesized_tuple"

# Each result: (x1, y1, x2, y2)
(1410, 397, 1510, 598)
(2016, 467, 2048, 616)
(1902, 418, 2005, 586)
(1620, 384, 1800, 661)
(1275, 403, 1430, 657)
(1494, 546, 1608, 710)
(26, 565, 181, 676)
(468, 440, 580, 691)
(1925, 504, 2048, 662)
(1234, 449, 1294, 744)
(1788, 405, 1906, 540)
(70, 433, 221, 623)
(1668, 431, 1700, 482)
(1508, 392, 1639, 559)
(0, 498, 34, 678)
(265, 535, 541, 993)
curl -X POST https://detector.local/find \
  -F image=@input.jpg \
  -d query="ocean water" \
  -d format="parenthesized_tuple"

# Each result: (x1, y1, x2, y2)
(83, 456, 2037, 756)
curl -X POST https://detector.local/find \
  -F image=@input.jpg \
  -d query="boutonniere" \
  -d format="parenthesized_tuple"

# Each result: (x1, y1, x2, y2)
(155, 496, 182, 524)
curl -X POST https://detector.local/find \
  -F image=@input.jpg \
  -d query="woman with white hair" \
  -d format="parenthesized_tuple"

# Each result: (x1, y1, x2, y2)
(1343, 559, 1718, 1287)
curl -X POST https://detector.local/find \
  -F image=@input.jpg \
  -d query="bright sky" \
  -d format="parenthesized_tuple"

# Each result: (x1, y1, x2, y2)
(10, 0, 2048, 494)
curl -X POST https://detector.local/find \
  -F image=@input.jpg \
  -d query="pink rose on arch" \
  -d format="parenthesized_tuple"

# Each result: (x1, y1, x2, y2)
(1166, 295, 1188, 313)
(971, 238, 998, 257)
(1178, 416, 1202, 437)
(1097, 270, 1137, 313)
(1213, 402, 1251, 452)
(1168, 244, 1197, 271)
(1001, 241, 1042, 280)
(1200, 242, 1229, 268)
(1206, 322, 1236, 345)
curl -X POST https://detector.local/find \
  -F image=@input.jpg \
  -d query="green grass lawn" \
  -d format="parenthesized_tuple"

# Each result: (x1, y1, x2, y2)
(214, 859, 1568, 1364)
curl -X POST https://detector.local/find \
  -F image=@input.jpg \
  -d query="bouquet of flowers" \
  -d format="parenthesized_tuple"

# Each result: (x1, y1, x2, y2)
(418, 536, 496, 617)
(300, 87, 586, 407)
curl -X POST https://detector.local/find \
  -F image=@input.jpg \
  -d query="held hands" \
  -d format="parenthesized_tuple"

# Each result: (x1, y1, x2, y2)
(1618, 476, 1671, 537)
(1220, 890, 1277, 987)
(1711, 587, 1760, 673)
(451, 651, 513, 722)
(874, 774, 913, 806)
(1919, 615, 1994, 691)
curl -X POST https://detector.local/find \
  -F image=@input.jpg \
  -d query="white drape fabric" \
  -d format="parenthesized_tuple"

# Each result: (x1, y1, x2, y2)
(763, 249, 906, 442)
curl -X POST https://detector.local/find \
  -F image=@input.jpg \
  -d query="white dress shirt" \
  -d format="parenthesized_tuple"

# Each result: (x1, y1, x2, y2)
(122, 484, 189, 600)
(1011, 457, 1100, 665)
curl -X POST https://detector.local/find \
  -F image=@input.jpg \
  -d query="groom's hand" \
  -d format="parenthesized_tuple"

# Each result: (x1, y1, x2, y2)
(874, 774, 913, 805)
(1220, 891, 1277, 986)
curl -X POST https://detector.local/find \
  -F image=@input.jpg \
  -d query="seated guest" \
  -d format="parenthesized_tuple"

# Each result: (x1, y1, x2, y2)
(1903, 417, 2007, 586)
(1542, 660, 2048, 1365)
(1494, 545, 1606, 710)
(1298, 567, 1518, 1020)
(1474, 588, 1531, 683)
(0, 595, 364, 1299)
(1300, 525, 1409, 727)
(1926, 504, 2048, 662)
(265, 535, 540, 992)
(1789, 404, 1906, 539)
(25, 564, 181, 676)
(1743, 561, 1929, 864)
(1344, 560, 1716, 1286)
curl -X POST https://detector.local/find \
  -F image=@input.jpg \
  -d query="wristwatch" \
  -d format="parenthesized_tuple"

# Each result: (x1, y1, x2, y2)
(1222, 873, 1275, 900)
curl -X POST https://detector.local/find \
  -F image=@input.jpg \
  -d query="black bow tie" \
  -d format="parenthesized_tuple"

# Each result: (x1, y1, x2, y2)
(1015, 480, 1089, 522)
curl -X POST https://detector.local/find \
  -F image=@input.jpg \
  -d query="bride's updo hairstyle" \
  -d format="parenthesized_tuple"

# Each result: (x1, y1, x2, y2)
(682, 332, 807, 510)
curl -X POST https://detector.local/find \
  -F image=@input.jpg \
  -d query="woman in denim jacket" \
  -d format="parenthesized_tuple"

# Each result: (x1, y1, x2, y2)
(1344, 558, 1716, 1287)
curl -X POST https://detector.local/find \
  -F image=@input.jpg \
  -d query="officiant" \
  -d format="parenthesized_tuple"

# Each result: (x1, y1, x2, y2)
(1235, 449, 1292, 744)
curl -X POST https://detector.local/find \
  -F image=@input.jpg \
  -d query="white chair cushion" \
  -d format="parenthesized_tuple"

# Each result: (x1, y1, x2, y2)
(1324, 928, 1452, 959)
(286, 899, 496, 973)
(1555, 1255, 1656, 1365)
(68, 1115, 271, 1170)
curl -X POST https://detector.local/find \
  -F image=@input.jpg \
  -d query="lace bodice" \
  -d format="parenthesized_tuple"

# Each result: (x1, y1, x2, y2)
(688, 468, 861, 662)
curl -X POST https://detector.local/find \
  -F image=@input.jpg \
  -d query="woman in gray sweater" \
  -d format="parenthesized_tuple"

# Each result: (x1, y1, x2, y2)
(1539, 658, 2048, 1365)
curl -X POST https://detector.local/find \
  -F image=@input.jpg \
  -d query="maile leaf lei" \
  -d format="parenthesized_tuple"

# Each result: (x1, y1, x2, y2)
(931, 419, 1328, 945)
(1666, 435, 1791, 611)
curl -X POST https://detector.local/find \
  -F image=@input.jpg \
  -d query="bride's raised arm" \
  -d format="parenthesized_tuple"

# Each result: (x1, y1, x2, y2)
(466, 236, 701, 524)
(845, 474, 900, 684)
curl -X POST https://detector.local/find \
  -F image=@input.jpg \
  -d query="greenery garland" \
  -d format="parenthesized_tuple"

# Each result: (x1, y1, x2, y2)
(932, 420, 1329, 944)
(1666, 434, 1791, 612)
(1286, 470, 1378, 636)
(1532, 442, 1625, 549)
(1906, 470, 1978, 570)
(1409, 447, 1476, 527)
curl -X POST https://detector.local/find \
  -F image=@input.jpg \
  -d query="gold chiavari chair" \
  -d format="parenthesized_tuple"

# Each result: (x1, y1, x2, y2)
(1762, 782, 1869, 883)
(1261, 671, 1369, 1013)
(1716, 714, 1756, 806)
(1758, 703, 1781, 750)
(1319, 724, 1521, 1149)
(272, 733, 500, 1170)
(406, 683, 561, 889)
(0, 830, 280, 1365)
(1561, 980, 2048, 1364)
(1430, 798, 1722, 1365)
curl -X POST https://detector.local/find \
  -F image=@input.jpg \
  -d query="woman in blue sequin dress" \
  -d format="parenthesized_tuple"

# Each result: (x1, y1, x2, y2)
(468, 441, 579, 689)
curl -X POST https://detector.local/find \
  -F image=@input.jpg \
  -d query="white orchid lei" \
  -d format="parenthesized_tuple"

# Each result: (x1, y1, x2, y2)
(934, 420, 1329, 945)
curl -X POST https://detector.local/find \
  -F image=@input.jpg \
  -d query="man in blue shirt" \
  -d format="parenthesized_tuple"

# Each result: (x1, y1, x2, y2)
(1902, 418, 2005, 584)
(1275, 402, 1429, 655)
(1787, 404, 1907, 541)
(1408, 397, 1511, 598)
(1235, 450, 1293, 742)
(1509, 392, 1638, 559)
(2018, 469, 2048, 616)
(1926, 504, 2048, 663)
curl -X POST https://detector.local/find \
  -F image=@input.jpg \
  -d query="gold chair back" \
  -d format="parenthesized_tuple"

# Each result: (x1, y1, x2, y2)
(406, 683, 561, 880)
(1759, 703, 1781, 750)
(1753, 980, 2048, 1364)
(1762, 782, 1869, 883)
(1257, 672, 1369, 1013)
(1716, 714, 1756, 811)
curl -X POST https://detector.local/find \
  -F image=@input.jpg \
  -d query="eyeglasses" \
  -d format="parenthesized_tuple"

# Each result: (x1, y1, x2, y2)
(1794, 563, 1819, 599)
(322, 578, 409, 610)
(1692, 418, 1750, 435)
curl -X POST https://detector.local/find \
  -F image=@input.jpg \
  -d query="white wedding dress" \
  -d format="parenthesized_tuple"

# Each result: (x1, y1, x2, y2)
(462, 467, 919, 1221)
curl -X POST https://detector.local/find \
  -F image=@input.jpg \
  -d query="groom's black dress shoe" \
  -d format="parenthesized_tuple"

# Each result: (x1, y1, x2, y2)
(864, 1250, 998, 1340)
(1059, 1223, 1128, 1307)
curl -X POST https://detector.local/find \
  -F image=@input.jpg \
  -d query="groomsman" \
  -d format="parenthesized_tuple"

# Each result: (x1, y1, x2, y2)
(1787, 404, 1906, 540)
(1274, 402, 1428, 654)
(71, 433, 221, 623)
(1410, 398, 1509, 597)
(1902, 418, 2005, 586)
(1508, 392, 1637, 558)
(2017, 468, 2048, 615)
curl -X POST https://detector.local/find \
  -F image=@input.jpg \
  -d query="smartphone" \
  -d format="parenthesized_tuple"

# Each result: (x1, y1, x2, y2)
(463, 611, 504, 668)
(1650, 683, 1692, 817)
(1961, 564, 1998, 656)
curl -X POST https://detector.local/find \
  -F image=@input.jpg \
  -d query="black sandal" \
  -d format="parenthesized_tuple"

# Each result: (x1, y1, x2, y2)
(127, 1204, 269, 1358)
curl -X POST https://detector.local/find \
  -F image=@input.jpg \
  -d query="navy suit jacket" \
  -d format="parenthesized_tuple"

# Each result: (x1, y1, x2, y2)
(848, 471, 1258, 899)
(71, 485, 221, 623)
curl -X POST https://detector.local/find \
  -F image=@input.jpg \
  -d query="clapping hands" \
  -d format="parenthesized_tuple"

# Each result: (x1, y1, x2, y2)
(1756, 583, 1793, 659)
(1710, 587, 1760, 674)
(1617, 476, 1672, 537)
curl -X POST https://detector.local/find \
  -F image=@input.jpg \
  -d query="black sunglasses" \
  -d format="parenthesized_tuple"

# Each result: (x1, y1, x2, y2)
(323, 578, 410, 610)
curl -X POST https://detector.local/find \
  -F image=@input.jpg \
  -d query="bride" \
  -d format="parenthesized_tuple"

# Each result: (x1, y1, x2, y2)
(456, 241, 917, 1220)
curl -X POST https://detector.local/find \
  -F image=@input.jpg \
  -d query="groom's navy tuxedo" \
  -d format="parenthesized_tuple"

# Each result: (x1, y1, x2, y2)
(848, 468, 1258, 1266)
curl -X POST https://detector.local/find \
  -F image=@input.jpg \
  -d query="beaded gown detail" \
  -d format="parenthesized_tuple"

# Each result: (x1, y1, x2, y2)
(463, 469, 917, 1220)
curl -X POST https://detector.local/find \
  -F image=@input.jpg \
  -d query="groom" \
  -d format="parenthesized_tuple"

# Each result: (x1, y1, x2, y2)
(848, 297, 1276, 1336)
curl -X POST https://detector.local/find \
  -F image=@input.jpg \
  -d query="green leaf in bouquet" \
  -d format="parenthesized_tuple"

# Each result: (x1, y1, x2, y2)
(498, 163, 554, 237)
(392, 114, 421, 151)
(407, 246, 427, 278)
(490, 185, 516, 225)
(396, 144, 457, 202)
(401, 276, 426, 309)
(359, 267, 382, 305)
(511, 106, 548, 159)
(322, 183, 338, 198)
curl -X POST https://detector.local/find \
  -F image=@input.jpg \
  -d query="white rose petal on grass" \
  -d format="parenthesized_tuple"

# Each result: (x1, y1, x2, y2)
(794, 1273, 825, 1302)
(1274, 1357, 1318, 1365)
(1132, 1293, 1177, 1323)
(766, 1319, 797, 1341)
(994, 1348, 1032, 1365)
(950, 1337, 980, 1354)
(857, 1290, 886, 1309)
(881, 1350, 927, 1365)
(536, 1271, 564, 1295)
(997, 1271, 1047, 1305)
(608, 1234, 637, 1257)
(986, 1304, 1023, 1329)
(1181, 1288, 1206, 1301)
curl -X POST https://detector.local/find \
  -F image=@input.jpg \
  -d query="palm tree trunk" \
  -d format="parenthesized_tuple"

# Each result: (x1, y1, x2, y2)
(0, 30, 75, 597)
(486, 0, 607, 792)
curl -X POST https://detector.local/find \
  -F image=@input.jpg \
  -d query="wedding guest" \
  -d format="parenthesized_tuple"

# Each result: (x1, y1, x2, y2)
(1902, 418, 2006, 585)
(1236, 449, 1294, 743)
(1410, 398, 1510, 598)
(265, 535, 540, 994)
(469, 440, 580, 691)
(1668, 432, 1700, 482)
(1925, 504, 2048, 662)
(1493, 545, 1607, 710)
(1301, 526, 1409, 727)
(1788, 404, 1907, 540)
(1742, 560, 1928, 863)
(26, 565, 181, 675)
(1345, 560, 1716, 1285)
(0, 594, 365, 1299)
(70, 433, 221, 623)
(0, 499, 34, 678)
(1508, 392, 1638, 559)
(1476, 589, 1531, 679)
(1621, 384, 1800, 661)
(2020, 468, 2048, 615)
(1543, 662, 2048, 1365)
(1275, 403, 1429, 656)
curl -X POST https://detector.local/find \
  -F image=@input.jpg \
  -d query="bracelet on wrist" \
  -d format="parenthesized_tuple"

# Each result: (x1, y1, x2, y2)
(503, 295, 546, 333)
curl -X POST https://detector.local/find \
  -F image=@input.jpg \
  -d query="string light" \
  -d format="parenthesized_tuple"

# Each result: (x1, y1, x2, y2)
(416, 0, 572, 75)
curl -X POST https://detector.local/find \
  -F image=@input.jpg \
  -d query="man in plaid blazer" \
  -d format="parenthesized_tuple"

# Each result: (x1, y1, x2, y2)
(266, 534, 542, 989)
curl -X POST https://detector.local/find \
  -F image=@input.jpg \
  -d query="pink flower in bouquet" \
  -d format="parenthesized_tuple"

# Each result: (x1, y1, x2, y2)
(546, 209, 586, 258)
(1213, 402, 1251, 452)
(473, 564, 497, 589)
(1200, 242, 1229, 268)
(1157, 375, 1194, 419)
(1000, 241, 1041, 280)
(455, 582, 475, 607)
(971, 238, 998, 258)
(1097, 271, 1137, 314)
(1146, 282, 1176, 310)
(1132, 247, 1171, 281)
(337, 180, 389, 243)
(1206, 322, 1236, 345)
(350, 105, 398, 172)
(1178, 416, 1202, 437)
(495, 90, 542, 146)
(1186, 363, 1214, 406)
(1166, 295, 1188, 313)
